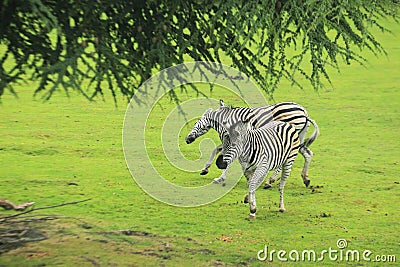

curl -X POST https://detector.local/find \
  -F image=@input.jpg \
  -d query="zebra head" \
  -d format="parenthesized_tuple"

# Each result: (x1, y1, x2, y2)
(185, 108, 213, 144)
(185, 101, 236, 144)
(222, 120, 249, 164)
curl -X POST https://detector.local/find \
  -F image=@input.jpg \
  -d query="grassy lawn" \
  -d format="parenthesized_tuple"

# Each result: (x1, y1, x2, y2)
(1, 21, 399, 266)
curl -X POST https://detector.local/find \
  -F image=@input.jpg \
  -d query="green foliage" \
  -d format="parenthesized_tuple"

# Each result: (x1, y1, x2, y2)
(0, 0, 398, 102)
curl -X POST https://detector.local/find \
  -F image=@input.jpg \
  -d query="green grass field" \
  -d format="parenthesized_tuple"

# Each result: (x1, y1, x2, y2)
(1, 20, 399, 266)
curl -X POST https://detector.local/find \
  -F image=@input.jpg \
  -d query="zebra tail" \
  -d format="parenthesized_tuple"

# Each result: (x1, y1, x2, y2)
(303, 118, 320, 148)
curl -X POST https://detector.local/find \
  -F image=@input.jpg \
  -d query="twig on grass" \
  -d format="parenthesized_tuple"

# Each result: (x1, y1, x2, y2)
(0, 198, 92, 222)
(0, 198, 35, 211)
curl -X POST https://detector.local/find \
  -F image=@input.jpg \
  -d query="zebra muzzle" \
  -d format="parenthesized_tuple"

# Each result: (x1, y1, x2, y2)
(216, 155, 228, 169)
(185, 135, 195, 144)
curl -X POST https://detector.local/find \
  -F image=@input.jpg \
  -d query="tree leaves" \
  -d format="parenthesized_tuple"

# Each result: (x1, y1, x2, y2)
(0, 0, 398, 103)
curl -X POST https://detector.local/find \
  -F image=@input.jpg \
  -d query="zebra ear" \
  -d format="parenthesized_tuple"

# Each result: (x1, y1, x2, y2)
(219, 99, 225, 108)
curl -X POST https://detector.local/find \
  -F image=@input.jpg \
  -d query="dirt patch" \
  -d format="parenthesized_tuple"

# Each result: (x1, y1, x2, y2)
(0, 221, 48, 254)
(0, 198, 91, 254)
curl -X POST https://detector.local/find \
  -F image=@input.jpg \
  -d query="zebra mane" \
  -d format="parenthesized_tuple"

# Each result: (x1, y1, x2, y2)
(219, 99, 242, 110)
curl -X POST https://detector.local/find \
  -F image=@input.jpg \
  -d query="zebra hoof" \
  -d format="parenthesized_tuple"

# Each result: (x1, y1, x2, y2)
(247, 214, 256, 220)
(243, 195, 249, 203)
(200, 169, 208, 175)
(263, 183, 272, 189)
(279, 208, 286, 213)
(213, 178, 223, 184)
(215, 155, 227, 169)
(304, 180, 310, 187)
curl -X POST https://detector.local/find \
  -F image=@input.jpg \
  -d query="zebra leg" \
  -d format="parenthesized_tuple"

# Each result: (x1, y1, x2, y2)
(299, 146, 313, 187)
(247, 166, 269, 218)
(213, 163, 230, 184)
(243, 169, 255, 204)
(247, 190, 257, 219)
(297, 121, 312, 187)
(201, 144, 223, 175)
(278, 161, 295, 212)
(263, 167, 282, 189)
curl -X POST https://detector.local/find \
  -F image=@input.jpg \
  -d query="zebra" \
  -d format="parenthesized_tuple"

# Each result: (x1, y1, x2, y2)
(222, 120, 300, 218)
(185, 100, 319, 188)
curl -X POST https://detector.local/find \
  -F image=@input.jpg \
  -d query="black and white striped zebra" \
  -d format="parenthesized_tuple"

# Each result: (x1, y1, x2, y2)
(185, 100, 319, 188)
(222, 120, 300, 218)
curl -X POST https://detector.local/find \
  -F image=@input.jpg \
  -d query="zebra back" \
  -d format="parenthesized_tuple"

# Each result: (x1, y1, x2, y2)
(248, 102, 308, 131)
(216, 102, 308, 154)
(216, 101, 309, 134)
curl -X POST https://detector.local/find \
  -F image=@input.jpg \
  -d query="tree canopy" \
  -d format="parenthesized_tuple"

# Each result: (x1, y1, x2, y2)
(0, 0, 398, 102)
